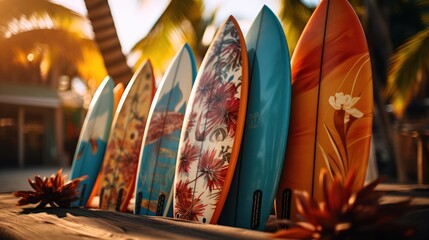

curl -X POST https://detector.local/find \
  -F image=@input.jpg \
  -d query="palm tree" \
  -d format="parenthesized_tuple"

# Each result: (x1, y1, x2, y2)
(385, 0, 429, 117)
(83, 0, 209, 84)
(129, 0, 207, 78)
(0, 0, 109, 167)
(278, 0, 313, 55)
(0, 0, 107, 89)
(84, 0, 133, 85)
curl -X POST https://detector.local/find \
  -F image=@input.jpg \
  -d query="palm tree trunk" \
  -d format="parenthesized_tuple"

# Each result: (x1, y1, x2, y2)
(84, 0, 133, 85)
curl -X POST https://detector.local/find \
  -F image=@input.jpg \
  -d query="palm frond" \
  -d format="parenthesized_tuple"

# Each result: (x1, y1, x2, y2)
(129, 0, 204, 78)
(385, 27, 429, 117)
(0, 0, 91, 38)
(417, 0, 429, 25)
(278, 0, 314, 55)
(0, 28, 106, 87)
(0, 0, 105, 90)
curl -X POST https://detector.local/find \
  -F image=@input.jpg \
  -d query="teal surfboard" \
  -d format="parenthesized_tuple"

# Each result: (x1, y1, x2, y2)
(134, 44, 197, 217)
(70, 77, 114, 207)
(218, 6, 292, 230)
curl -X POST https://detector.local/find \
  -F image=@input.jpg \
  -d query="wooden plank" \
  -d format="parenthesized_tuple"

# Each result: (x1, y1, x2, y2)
(2, 184, 429, 239)
(0, 194, 272, 239)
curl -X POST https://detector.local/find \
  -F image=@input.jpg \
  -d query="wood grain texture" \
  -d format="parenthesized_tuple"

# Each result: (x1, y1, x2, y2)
(2, 188, 429, 238)
(0, 194, 271, 239)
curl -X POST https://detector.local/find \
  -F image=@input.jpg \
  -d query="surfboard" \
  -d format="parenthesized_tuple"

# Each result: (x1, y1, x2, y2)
(69, 77, 114, 207)
(99, 61, 155, 212)
(113, 83, 125, 112)
(218, 6, 291, 230)
(134, 44, 197, 217)
(86, 82, 125, 207)
(276, 0, 373, 222)
(173, 16, 248, 224)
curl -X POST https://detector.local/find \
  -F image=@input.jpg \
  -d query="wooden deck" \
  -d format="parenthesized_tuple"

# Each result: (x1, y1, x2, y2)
(0, 194, 273, 240)
(1, 184, 429, 239)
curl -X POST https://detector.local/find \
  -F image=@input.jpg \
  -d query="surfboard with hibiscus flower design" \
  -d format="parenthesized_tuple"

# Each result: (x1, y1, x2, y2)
(70, 77, 114, 207)
(134, 44, 197, 217)
(173, 16, 248, 224)
(99, 61, 155, 212)
(276, 0, 373, 222)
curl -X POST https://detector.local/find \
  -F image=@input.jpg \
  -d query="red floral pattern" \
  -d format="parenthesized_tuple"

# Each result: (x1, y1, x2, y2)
(178, 140, 200, 176)
(206, 97, 240, 137)
(174, 180, 207, 221)
(204, 82, 237, 107)
(99, 62, 154, 211)
(174, 18, 246, 223)
(198, 149, 228, 191)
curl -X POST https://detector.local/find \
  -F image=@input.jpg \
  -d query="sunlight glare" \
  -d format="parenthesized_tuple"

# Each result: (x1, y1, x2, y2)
(4, 14, 54, 38)
(27, 53, 34, 62)
(202, 24, 216, 46)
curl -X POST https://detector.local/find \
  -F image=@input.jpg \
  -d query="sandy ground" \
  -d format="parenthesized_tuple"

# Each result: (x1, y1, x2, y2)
(0, 167, 70, 193)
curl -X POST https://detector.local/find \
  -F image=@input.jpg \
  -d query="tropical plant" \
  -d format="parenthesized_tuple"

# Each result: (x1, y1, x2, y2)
(129, 0, 208, 78)
(14, 169, 86, 208)
(273, 169, 414, 240)
(0, 0, 107, 90)
(278, 0, 313, 54)
(84, 0, 133, 85)
(385, 0, 429, 117)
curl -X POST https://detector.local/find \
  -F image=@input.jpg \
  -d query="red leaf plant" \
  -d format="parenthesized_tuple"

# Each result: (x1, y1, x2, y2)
(14, 169, 86, 208)
(273, 169, 414, 240)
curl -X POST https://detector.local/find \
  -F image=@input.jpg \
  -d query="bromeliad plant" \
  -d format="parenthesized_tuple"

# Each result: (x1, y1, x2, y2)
(14, 169, 86, 208)
(274, 169, 414, 240)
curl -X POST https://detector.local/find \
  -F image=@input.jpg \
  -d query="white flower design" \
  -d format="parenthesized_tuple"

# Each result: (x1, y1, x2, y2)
(329, 92, 363, 123)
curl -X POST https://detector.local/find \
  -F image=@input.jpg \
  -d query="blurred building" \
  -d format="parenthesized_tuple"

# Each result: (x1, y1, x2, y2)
(0, 76, 85, 168)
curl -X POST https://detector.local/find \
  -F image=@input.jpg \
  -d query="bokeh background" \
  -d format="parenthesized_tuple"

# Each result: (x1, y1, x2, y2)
(0, 0, 428, 184)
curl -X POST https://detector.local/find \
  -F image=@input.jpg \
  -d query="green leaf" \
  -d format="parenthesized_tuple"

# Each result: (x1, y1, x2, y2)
(129, 0, 207, 78)
(0, 0, 90, 39)
(278, 0, 314, 55)
(385, 27, 429, 117)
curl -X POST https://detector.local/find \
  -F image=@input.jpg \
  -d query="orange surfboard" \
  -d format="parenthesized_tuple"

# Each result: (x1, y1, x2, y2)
(276, 0, 373, 221)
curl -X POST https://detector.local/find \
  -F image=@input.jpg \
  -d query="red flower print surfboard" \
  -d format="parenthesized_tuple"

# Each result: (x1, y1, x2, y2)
(173, 16, 248, 224)
(276, 0, 373, 222)
(99, 61, 155, 212)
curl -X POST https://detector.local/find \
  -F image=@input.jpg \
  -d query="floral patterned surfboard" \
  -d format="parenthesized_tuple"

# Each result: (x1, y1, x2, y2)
(134, 44, 197, 217)
(69, 77, 114, 207)
(99, 61, 155, 212)
(173, 16, 248, 224)
(276, 0, 373, 221)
